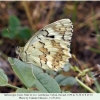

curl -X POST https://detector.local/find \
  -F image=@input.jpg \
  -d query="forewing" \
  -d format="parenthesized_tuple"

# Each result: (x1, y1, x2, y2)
(24, 19, 73, 51)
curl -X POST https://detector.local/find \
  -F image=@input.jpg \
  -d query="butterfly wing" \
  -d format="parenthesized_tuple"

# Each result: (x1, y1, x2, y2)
(23, 19, 73, 71)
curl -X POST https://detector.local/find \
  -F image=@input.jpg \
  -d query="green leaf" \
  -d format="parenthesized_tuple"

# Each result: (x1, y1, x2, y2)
(46, 70, 57, 76)
(63, 63, 71, 72)
(2, 15, 32, 40)
(30, 90, 41, 93)
(16, 88, 30, 93)
(0, 68, 8, 86)
(55, 74, 77, 86)
(18, 27, 32, 40)
(8, 58, 35, 88)
(2, 28, 11, 38)
(94, 80, 100, 93)
(16, 88, 41, 93)
(9, 15, 21, 29)
(31, 64, 61, 93)
(2, 27, 18, 39)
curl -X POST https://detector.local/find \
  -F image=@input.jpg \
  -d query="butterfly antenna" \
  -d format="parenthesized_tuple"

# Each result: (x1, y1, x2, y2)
(6, 29, 19, 49)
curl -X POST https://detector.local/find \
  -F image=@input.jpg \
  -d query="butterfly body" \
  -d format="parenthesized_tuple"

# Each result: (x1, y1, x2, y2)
(16, 19, 73, 71)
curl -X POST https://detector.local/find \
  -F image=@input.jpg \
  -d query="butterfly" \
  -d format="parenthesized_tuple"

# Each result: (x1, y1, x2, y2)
(16, 19, 73, 71)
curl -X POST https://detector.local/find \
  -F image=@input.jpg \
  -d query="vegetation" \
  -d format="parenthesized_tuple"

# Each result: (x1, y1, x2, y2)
(0, 1, 100, 93)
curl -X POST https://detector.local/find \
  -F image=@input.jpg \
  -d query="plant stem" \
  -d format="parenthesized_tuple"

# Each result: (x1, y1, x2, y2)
(22, 1, 34, 31)
(75, 77, 96, 93)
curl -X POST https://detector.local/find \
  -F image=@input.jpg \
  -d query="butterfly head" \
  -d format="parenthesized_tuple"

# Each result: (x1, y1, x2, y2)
(16, 46, 29, 63)
(16, 47, 24, 57)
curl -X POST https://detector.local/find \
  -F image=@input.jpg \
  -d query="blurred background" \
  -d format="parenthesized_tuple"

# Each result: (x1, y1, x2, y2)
(0, 1, 100, 93)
